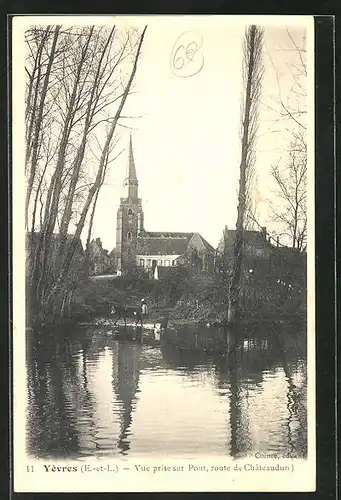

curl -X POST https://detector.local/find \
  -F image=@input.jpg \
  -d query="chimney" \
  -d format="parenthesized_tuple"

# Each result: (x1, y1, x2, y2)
(276, 236, 279, 247)
(261, 226, 267, 239)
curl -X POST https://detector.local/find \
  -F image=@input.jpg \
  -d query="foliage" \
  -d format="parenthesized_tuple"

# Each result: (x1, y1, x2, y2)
(115, 266, 154, 294)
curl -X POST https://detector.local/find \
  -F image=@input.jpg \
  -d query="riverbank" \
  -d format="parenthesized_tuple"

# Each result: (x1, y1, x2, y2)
(26, 305, 306, 336)
(26, 269, 307, 333)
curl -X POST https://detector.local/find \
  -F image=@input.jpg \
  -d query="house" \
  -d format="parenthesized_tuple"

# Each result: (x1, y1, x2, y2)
(217, 225, 306, 288)
(135, 231, 215, 274)
(217, 226, 272, 266)
(87, 238, 113, 275)
(115, 136, 215, 277)
(108, 248, 117, 267)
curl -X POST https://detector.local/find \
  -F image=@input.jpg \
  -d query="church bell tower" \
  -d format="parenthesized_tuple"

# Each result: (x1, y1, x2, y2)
(116, 135, 144, 272)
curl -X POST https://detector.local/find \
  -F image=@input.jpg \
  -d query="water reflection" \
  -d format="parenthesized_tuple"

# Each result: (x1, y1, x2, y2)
(26, 324, 307, 459)
(111, 340, 142, 455)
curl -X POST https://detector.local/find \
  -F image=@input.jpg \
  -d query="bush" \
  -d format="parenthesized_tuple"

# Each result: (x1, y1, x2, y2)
(76, 279, 126, 316)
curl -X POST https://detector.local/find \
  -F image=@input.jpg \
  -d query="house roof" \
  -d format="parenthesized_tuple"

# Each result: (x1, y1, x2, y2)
(220, 228, 271, 252)
(88, 238, 112, 258)
(195, 234, 216, 253)
(108, 247, 116, 258)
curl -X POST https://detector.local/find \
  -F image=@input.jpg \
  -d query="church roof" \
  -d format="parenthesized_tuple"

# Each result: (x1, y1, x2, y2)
(142, 231, 193, 239)
(136, 236, 190, 255)
(135, 232, 215, 256)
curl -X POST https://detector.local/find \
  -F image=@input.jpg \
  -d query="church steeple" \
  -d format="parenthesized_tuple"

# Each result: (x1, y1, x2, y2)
(116, 134, 144, 272)
(123, 134, 138, 199)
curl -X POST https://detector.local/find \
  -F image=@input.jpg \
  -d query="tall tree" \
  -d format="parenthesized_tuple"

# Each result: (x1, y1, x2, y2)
(270, 133, 307, 251)
(25, 25, 61, 226)
(25, 24, 147, 323)
(265, 30, 307, 249)
(227, 25, 264, 325)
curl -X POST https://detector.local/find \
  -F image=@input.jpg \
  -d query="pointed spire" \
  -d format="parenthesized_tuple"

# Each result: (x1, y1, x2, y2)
(126, 133, 137, 181)
(124, 134, 138, 198)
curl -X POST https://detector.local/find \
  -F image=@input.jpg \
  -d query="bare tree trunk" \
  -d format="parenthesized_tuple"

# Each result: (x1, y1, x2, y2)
(62, 27, 147, 281)
(67, 288, 75, 319)
(60, 291, 68, 321)
(34, 29, 94, 307)
(26, 25, 147, 324)
(42, 26, 147, 314)
(30, 149, 52, 235)
(59, 28, 115, 238)
(25, 26, 60, 227)
(25, 28, 47, 166)
(227, 25, 264, 325)
(84, 157, 108, 275)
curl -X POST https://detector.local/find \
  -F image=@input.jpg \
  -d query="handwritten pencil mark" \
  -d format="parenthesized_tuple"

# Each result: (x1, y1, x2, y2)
(170, 32, 204, 78)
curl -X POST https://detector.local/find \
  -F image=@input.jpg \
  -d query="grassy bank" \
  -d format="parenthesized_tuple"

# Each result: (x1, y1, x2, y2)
(26, 264, 306, 332)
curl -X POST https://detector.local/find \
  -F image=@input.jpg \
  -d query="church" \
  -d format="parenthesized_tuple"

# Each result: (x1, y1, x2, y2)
(114, 136, 215, 276)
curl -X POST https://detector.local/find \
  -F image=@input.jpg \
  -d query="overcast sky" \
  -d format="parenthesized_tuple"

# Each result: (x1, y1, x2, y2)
(16, 15, 313, 252)
(86, 16, 312, 252)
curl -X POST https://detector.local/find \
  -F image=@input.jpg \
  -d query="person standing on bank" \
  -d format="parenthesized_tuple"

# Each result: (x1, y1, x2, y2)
(141, 298, 148, 316)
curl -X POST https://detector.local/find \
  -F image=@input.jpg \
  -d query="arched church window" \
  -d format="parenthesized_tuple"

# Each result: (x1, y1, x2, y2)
(127, 232, 132, 241)
(128, 208, 133, 216)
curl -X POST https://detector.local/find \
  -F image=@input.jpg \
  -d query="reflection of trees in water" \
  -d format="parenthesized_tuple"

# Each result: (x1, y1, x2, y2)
(26, 324, 307, 459)
(160, 341, 212, 372)
(159, 325, 307, 458)
(271, 333, 307, 456)
(220, 327, 307, 458)
(76, 336, 99, 453)
(110, 340, 142, 455)
(160, 327, 228, 373)
(26, 332, 82, 458)
(213, 332, 253, 458)
(27, 328, 143, 458)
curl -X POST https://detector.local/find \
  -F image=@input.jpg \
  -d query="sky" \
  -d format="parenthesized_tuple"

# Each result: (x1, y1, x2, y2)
(88, 16, 312, 253)
(17, 15, 313, 253)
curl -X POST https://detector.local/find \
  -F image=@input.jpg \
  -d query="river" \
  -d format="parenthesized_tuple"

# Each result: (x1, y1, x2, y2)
(26, 323, 307, 459)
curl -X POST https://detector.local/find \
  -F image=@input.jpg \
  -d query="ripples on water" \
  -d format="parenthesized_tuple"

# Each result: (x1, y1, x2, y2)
(26, 324, 307, 459)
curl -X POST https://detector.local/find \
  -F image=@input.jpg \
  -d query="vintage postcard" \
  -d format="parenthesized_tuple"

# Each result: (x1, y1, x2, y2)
(12, 14, 315, 492)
